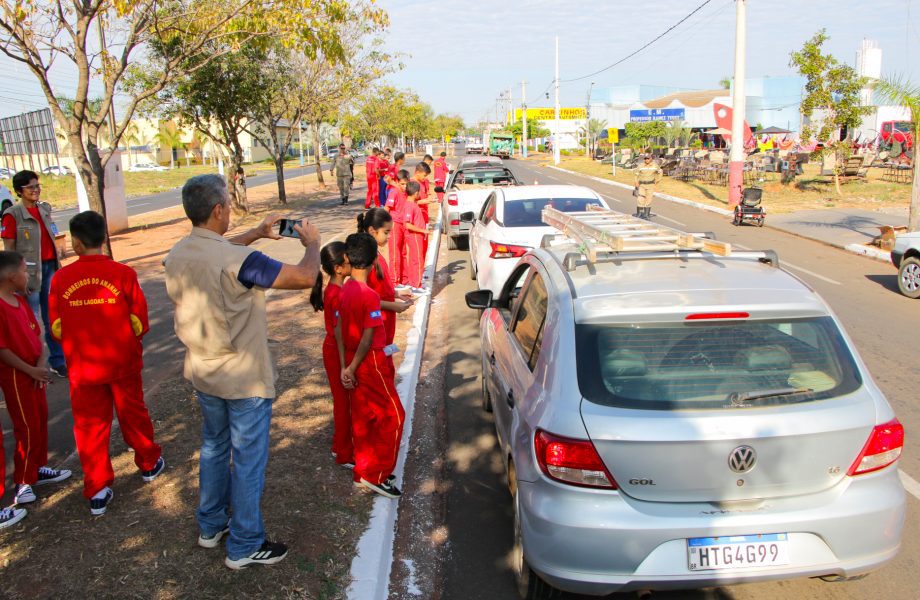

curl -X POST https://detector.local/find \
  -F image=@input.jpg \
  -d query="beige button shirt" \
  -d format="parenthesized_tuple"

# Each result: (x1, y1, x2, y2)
(164, 227, 277, 400)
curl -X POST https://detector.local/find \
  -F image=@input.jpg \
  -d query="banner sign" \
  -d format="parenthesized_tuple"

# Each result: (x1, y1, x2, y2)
(515, 107, 587, 121)
(0, 108, 59, 156)
(629, 108, 685, 123)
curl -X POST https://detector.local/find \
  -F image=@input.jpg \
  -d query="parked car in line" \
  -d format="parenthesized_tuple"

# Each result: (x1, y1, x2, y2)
(465, 230, 905, 598)
(441, 164, 519, 250)
(128, 162, 167, 172)
(891, 231, 920, 298)
(467, 140, 485, 154)
(0, 167, 12, 179)
(463, 185, 607, 293)
(41, 165, 72, 176)
(454, 156, 503, 172)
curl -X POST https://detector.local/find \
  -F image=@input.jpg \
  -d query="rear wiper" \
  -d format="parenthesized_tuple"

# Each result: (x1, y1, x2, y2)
(729, 387, 813, 406)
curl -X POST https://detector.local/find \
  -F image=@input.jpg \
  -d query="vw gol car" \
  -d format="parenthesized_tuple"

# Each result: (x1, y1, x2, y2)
(465, 209, 905, 598)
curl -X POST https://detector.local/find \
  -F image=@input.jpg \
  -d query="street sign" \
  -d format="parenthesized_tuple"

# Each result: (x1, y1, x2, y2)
(514, 107, 586, 121)
(607, 128, 619, 143)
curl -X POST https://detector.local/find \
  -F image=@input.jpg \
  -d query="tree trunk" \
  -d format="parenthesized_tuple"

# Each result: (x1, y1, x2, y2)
(312, 123, 326, 187)
(833, 148, 843, 196)
(228, 150, 249, 213)
(73, 139, 114, 257)
(274, 155, 287, 204)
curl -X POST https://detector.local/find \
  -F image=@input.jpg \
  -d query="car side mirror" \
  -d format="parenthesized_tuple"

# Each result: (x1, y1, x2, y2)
(460, 211, 475, 223)
(465, 289, 493, 310)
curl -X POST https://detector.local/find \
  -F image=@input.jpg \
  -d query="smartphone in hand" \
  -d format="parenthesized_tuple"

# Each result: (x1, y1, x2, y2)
(278, 218, 300, 238)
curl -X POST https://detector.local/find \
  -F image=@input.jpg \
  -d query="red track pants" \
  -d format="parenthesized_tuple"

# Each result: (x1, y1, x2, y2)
(1, 370, 48, 486)
(70, 373, 161, 498)
(349, 350, 404, 485)
(322, 337, 353, 463)
(388, 222, 406, 285)
(365, 178, 380, 208)
(405, 231, 425, 288)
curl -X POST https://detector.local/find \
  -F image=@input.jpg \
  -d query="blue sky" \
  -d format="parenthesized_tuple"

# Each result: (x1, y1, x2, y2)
(0, 1, 918, 123)
(376, 0, 920, 125)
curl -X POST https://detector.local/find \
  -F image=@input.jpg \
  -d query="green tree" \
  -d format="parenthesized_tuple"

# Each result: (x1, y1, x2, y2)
(719, 76, 732, 89)
(156, 122, 184, 170)
(507, 117, 550, 141)
(624, 121, 667, 151)
(0, 0, 369, 231)
(789, 29, 873, 195)
(875, 76, 920, 230)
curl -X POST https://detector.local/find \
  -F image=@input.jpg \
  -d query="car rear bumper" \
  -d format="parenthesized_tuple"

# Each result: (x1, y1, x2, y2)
(444, 211, 470, 238)
(519, 467, 905, 595)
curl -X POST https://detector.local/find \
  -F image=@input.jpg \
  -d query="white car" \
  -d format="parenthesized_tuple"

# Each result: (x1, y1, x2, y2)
(467, 141, 485, 154)
(0, 167, 12, 179)
(892, 231, 920, 298)
(128, 162, 167, 172)
(42, 165, 72, 176)
(441, 164, 519, 249)
(464, 185, 608, 293)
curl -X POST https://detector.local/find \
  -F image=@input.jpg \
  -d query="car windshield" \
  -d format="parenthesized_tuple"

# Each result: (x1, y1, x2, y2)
(455, 169, 514, 185)
(502, 197, 602, 227)
(575, 317, 861, 410)
(894, 121, 912, 133)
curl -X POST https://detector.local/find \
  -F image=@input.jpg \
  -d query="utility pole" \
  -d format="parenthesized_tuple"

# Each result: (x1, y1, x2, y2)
(586, 81, 596, 157)
(96, 15, 116, 142)
(521, 80, 528, 158)
(554, 35, 561, 166)
(728, 0, 747, 208)
(508, 86, 513, 127)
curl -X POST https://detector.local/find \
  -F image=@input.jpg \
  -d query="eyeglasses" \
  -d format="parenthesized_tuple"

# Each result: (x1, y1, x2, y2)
(21, 184, 41, 191)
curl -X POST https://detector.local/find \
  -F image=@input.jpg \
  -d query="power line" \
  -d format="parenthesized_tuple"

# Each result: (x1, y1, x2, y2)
(560, 0, 715, 83)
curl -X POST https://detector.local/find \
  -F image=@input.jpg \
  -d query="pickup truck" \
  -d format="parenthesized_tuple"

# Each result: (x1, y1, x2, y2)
(440, 165, 519, 249)
(466, 141, 485, 154)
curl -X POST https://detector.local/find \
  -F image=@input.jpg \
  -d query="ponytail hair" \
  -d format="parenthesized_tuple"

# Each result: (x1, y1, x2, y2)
(356, 207, 392, 233)
(310, 240, 348, 312)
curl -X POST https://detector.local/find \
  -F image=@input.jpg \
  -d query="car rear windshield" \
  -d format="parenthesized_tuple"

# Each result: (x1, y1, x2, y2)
(575, 317, 862, 410)
(455, 169, 515, 186)
(503, 197, 602, 227)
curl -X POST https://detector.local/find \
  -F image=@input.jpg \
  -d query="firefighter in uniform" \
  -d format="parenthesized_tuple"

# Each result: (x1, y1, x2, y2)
(634, 155, 662, 220)
(332, 145, 355, 205)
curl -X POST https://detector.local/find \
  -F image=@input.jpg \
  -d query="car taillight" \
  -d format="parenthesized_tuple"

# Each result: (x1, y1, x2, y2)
(534, 430, 617, 489)
(685, 312, 750, 320)
(848, 419, 904, 476)
(489, 241, 529, 259)
(450, 219, 460, 226)
(447, 193, 459, 206)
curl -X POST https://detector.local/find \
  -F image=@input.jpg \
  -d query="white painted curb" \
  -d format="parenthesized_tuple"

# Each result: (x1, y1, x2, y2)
(346, 221, 442, 600)
(546, 165, 897, 260)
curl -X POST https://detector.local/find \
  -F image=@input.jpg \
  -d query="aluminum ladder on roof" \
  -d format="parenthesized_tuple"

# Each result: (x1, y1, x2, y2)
(541, 205, 731, 263)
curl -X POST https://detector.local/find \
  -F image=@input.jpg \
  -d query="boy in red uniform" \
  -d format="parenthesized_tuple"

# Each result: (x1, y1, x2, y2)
(49, 211, 163, 515)
(0, 251, 71, 508)
(433, 152, 449, 202)
(402, 182, 432, 293)
(376, 149, 391, 207)
(384, 170, 409, 286)
(384, 151, 406, 195)
(364, 148, 380, 208)
(337, 233, 404, 499)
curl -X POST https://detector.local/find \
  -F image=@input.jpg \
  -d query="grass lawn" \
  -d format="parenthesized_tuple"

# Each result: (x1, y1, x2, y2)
(543, 156, 913, 214)
(13, 159, 307, 210)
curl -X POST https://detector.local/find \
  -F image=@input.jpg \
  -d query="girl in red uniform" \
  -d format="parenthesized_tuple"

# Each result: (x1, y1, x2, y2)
(384, 170, 409, 286)
(309, 241, 353, 467)
(402, 181, 433, 292)
(358, 208, 413, 354)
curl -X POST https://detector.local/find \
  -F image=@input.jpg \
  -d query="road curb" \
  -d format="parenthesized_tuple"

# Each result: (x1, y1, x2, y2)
(546, 165, 895, 263)
(346, 221, 442, 600)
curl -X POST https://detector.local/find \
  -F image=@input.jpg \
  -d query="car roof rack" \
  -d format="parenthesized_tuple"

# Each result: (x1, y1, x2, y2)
(541, 205, 732, 264)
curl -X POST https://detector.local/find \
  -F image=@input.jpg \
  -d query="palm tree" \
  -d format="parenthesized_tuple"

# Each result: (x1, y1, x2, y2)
(876, 76, 920, 231)
(719, 77, 732, 90)
(157, 123, 184, 170)
(582, 118, 607, 157)
(122, 123, 140, 167)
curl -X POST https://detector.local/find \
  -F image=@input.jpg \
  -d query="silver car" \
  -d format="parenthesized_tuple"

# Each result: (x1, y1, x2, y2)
(465, 239, 905, 598)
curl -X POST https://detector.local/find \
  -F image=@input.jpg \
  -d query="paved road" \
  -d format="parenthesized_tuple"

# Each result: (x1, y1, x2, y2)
(51, 161, 334, 231)
(440, 156, 918, 599)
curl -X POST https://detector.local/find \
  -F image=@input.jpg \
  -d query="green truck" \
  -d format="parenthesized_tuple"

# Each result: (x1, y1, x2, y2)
(488, 132, 515, 158)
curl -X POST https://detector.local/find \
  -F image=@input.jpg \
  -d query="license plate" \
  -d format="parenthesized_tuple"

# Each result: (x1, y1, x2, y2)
(687, 533, 789, 571)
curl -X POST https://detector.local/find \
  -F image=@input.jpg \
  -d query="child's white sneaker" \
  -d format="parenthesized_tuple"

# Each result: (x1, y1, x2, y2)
(14, 484, 36, 504)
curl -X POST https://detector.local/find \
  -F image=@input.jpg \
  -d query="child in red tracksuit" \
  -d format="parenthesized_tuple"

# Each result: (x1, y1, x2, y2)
(359, 208, 413, 355)
(48, 211, 162, 516)
(433, 152, 449, 202)
(402, 181, 432, 291)
(0, 251, 71, 512)
(384, 170, 409, 286)
(309, 241, 353, 467)
(338, 233, 404, 499)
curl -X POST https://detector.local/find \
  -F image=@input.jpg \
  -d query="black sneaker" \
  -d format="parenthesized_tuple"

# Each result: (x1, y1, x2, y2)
(338, 461, 355, 470)
(0, 506, 27, 530)
(224, 540, 288, 570)
(359, 478, 402, 498)
(198, 526, 230, 549)
(141, 457, 165, 483)
(90, 488, 114, 516)
(35, 466, 72, 486)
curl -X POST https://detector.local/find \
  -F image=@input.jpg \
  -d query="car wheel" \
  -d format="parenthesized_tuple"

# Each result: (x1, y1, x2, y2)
(448, 234, 459, 250)
(481, 358, 493, 412)
(898, 256, 920, 299)
(513, 485, 561, 600)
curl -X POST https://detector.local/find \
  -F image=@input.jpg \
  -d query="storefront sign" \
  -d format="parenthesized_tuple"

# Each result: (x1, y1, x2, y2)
(629, 108, 686, 122)
(514, 107, 587, 121)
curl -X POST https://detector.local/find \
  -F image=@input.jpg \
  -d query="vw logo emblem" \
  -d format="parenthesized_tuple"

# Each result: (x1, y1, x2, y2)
(728, 446, 757, 473)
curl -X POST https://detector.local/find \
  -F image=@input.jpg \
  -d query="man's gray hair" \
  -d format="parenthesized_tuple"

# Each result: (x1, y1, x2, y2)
(182, 174, 228, 226)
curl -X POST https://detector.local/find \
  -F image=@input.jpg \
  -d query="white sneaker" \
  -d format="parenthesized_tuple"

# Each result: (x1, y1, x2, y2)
(90, 487, 114, 516)
(35, 466, 72, 486)
(0, 506, 27, 530)
(394, 284, 411, 292)
(198, 526, 230, 549)
(14, 484, 36, 504)
(410, 287, 430, 296)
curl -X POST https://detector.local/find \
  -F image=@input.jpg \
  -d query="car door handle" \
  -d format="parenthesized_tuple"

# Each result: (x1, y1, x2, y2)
(506, 390, 515, 408)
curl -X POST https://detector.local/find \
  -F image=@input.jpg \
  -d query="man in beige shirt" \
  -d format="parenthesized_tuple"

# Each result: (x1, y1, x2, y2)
(164, 174, 320, 570)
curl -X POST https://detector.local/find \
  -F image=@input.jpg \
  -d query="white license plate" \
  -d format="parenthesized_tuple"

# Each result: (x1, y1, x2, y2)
(687, 533, 789, 571)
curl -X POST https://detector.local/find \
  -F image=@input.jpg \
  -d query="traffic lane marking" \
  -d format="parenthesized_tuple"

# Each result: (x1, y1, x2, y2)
(900, 469, 920, 501)
(779, 261, 841, 285)
(653, 214, 686, 227)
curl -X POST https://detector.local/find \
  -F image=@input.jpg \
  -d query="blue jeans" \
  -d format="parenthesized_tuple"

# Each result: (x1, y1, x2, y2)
(195, 391, 273, 559)
(27, 260, 65, 369)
